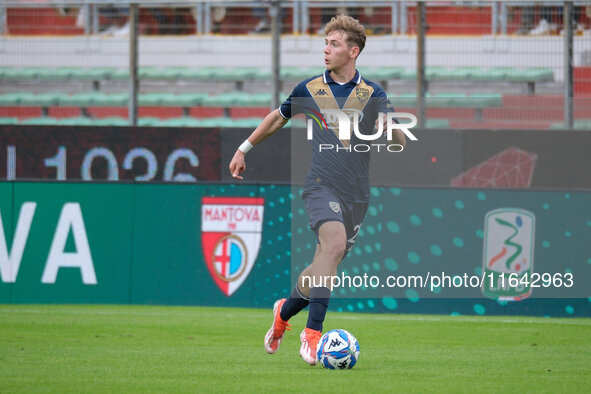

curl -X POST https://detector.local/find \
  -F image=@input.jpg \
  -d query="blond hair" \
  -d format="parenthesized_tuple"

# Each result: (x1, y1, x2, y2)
(324, 14, 366, 55)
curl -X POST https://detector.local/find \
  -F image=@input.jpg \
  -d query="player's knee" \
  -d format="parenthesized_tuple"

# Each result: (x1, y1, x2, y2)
(320, 237, 347, 262)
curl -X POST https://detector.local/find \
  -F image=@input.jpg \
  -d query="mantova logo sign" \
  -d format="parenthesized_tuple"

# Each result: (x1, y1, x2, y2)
(1, 197, 266, 296)
(0, 202, 96, 284)
(201, 197, 264, 297)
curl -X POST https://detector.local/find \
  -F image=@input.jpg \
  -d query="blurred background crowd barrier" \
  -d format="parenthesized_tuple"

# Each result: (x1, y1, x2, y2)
(1, 0, 590, 130)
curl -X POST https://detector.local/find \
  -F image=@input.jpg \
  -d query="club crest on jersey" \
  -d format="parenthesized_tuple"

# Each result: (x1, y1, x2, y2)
(329, 201, 341, 213)
(356, 87, 370, 103)
(201, 197, 264, 296)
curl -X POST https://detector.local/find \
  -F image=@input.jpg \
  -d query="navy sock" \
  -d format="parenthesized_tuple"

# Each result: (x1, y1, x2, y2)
(306, 286, 331, 332)
(279, 285, 309, 322)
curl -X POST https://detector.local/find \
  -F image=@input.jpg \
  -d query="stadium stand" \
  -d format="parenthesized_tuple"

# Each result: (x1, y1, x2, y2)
(0, 63, 559, 127)
(0, 66, 555, 94)
(1, 3, 589, 129)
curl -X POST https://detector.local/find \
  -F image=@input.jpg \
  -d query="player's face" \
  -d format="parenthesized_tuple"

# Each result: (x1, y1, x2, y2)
(324, 31, 356, 72)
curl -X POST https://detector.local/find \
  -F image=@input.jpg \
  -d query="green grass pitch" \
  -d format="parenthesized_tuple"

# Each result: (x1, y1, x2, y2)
(1, 304, 590, 393)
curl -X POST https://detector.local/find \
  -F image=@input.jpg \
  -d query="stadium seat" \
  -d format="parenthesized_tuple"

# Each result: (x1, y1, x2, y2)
(92, 93, 128, 106)
(193, 117, 237, 127)
(0, 92, 35, 106)
(138, 67, 163, 80)
(158, 117, 207, 127)
(35, 67, 76, 81)
(238, 93, 272, 107)
(397, 67, 445, 81)
(430, 67, 481, 81)
(57, 92, 128, 107)
(56, 116, 97, 125)
(61, 92, 92, 107)
(0, 117, 19, 124)
(138, 117, 164, 126)
(390, 93, 418, 107)
(399, 69, 417, 81)
(152, 67, 187, 80)
(57, 92, 98, 107)
(176, 67, 218, 80)
(19, 92, 67, 106)
(0, 65, 556, 86)
(470, 67, 513, 81)
(0, 67, 111, 81)
(2, 67, 48, 80)
(69, 67, 115, 81)
(425, 66, 448, 81)
(507, 68, 554, 83)
(200, 92, 239, 107)
(455, 93, 502, 108)
(90, 117, 129, 126)
(138, 92, 207, 107)
(508, 68, 554, 94)
(224, 67, 260, 81)
(138, 92, 204, 107)
(201, 92, 270, 107)
(249, 69, 271, 81)
(110, 69, 130, 81)
(550, 119, 591, 130)
(280, 66, 310, 80)
(159, 93, 209, 106)
(19, 117, 59, 125)
(138, 93, 166, 106)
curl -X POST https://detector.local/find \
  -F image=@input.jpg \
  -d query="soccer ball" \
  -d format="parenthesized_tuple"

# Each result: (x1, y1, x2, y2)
(317, 329, 360, 369)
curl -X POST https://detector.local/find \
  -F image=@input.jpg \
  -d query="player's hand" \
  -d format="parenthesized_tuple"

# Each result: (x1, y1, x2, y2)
(229, 150, 246, 180)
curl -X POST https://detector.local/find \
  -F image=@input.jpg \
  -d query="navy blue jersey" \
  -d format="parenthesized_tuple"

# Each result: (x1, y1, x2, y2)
(279, 70, 393, 202)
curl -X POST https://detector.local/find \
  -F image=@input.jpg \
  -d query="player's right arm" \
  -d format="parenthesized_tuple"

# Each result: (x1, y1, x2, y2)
(229, 108, 288, 180)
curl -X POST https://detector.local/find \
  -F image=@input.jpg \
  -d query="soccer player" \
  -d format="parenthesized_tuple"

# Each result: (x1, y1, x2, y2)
(229, 15, 406, 365)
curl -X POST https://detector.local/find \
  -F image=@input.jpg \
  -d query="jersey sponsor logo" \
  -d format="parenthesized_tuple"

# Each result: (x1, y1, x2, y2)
(355, 87, 370, 103)
(329, 201, 341, 213)
(315, 88, 329, 96)
(201, 197, 264, 296)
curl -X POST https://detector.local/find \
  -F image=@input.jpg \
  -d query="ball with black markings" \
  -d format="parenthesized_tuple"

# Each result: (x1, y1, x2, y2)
(317, 329, 360, 369)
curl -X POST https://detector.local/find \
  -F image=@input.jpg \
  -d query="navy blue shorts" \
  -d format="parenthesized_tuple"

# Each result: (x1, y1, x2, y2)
(302, 186, 368, 257)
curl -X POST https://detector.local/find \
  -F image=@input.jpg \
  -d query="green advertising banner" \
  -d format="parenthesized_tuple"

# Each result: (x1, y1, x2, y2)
(292, 187, 591, 317)
(1, 181, 589, 317)
(0, 182, 292, 307)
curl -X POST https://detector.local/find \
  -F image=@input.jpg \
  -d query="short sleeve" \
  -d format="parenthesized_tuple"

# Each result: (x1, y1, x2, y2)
(372, 86, 394, 114)
(279, 95, 292, 119)
(279, 80, 310, 119)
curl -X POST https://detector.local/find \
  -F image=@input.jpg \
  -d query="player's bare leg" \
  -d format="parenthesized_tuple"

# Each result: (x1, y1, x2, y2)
(298, 221, 346, 294)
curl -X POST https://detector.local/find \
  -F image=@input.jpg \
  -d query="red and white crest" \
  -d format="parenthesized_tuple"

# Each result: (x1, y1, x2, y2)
(201, 197, 264, 296)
